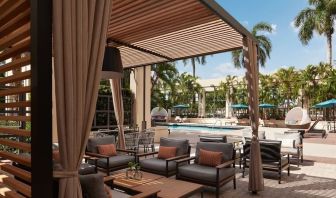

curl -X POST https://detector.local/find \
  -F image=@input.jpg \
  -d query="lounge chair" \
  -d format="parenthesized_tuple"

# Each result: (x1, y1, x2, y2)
(137, 137, 190, 177)
(176, 142, 236, 198)
(287, 120, 326, 138)
(85, 136, 136, 176)
(243, 139, 290, 184)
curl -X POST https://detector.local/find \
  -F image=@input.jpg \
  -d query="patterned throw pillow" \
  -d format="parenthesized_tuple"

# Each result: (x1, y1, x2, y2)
(97, 144, 117, 156)
(157, 146, 177, 159)
(198, 149, 223, 167)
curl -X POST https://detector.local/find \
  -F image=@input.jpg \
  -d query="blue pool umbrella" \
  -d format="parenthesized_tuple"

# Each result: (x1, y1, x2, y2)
(315, 99, 336, 108)
(231, 104, 248, 109)
(314, 99, 336, 132)
(259, 103, 276, 108)
(173, 104, 189, 109)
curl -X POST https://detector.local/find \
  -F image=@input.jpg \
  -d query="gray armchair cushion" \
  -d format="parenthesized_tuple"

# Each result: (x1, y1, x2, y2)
(178, 164, 235, 183)
(140, 158, 176, 173)
(95, 155, 134, 169)
(274, 133, 301, 148)
(79, 163, 96, 175)
(195, 142, 233, 163)
(87, 136, 116, 153)
(159, 138, 189, 156)
(199, 135, 227, 143)
(244, 140, 282, 163)
(79, 174, 108, 198)
(242, 130, 266, 144)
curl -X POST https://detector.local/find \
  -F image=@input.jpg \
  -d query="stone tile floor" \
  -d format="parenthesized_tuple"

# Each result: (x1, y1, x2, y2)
(189, 162, 336, 198)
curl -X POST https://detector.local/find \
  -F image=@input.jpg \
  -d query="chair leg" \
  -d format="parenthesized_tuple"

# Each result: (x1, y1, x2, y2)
(288, 166, 290, 176)
(233, 176, 236, 189)
(216, 186, 220, 198)
(278, 169, 281, 184)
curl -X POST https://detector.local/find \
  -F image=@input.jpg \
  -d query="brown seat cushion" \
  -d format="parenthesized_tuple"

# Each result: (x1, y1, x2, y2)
(158, 146, 177, 159)
(97, 144, 117, 156)
(198, 149, 223, 167)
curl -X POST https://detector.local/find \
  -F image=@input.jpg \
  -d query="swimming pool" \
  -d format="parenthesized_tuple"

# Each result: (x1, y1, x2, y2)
(158, 123, 244, 133)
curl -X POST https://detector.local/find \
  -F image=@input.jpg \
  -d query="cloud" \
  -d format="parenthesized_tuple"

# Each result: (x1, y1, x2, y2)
(290, 21, 299, 33)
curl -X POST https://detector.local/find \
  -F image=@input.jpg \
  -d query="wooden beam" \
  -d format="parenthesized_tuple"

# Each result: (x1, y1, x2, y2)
(108, 38, 173, 61)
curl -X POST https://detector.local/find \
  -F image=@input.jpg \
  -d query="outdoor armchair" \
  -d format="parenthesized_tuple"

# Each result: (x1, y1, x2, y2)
(243, 139, 290, 184)
(275, 132, 303, 167)
(176, 142, 236, 198)
(138, 137, 190, 177)
(85, 136, 136, 176)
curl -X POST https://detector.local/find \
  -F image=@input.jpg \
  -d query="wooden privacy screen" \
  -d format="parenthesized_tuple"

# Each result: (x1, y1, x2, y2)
(0, 0, 32, 198)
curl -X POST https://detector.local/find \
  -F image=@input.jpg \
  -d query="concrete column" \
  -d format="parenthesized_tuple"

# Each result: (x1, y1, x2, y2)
(198, 89, 206, 117)
(130, 66, 152, 130)
(225, 91, 232, 118)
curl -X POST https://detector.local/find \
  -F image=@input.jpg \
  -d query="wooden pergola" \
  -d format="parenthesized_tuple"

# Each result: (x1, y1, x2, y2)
(0, 0, 262, 197)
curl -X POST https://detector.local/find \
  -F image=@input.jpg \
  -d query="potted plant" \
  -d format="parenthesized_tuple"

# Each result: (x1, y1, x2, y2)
(126, 162, 142, 180)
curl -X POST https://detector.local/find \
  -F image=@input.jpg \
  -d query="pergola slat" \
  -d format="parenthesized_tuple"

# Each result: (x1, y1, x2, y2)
(106, 0, 250, 68)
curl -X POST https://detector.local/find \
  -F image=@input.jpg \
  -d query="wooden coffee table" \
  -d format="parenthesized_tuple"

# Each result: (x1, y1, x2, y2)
(108, 172, 203, 198)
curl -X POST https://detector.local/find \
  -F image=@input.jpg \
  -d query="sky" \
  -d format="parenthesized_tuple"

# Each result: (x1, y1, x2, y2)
(176, 0, 332, 79)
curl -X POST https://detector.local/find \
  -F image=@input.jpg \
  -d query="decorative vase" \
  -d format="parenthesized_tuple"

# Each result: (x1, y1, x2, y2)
(133, 169, 143, 180)
(126, 168, 135, 179)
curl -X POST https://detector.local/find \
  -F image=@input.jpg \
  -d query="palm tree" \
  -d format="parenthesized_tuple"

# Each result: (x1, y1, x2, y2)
(182, 56, 207, 77)
(294, 0, 336, 65)
(151, 62, 179, 108)
(274, 67, 300, 111)
(231, 22, 273, 68)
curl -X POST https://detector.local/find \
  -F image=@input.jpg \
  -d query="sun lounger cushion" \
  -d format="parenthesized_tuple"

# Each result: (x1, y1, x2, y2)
(178, 164, 235, 182)
(159, 138, 189, 156)
(96, 155, 134, 169)
(87, 136, 116, 153)
(140, 157, 176, 172)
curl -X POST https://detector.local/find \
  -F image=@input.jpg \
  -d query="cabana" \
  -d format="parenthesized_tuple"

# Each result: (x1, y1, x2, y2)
(0, 0, 263, 197)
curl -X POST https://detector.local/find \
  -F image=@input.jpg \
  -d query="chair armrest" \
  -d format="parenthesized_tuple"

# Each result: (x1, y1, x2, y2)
(165, 154, 189, 162)
(83, 155, 99, 161)
(136, 151, 158, 157)
(131, 190, 160, 198)
(117, 149, 137, 154)
(175, 156, 196, 164)
(216, 160, 235, 169)
(85, 152, 109, 159)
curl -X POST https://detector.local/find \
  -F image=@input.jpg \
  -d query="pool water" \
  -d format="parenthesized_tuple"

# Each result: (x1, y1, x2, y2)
(166, 124, 244, 133)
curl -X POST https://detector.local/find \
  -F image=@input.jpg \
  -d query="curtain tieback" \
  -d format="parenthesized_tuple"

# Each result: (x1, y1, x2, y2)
(53, 170, 79, 178)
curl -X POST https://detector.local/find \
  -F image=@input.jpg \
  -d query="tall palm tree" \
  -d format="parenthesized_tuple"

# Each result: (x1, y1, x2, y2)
(231, 22, 273, 68)
(294, 0, 336, 65)
(182, 56, 207, 77)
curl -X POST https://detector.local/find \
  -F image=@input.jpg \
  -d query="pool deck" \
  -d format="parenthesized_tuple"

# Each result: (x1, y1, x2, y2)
(168, 127, 336, 197)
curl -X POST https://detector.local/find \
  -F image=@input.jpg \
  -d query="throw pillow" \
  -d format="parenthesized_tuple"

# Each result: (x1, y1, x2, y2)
(97, 144, 117, 156)
(157, 146, 177, 159)
(198, 149, 223, 167)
